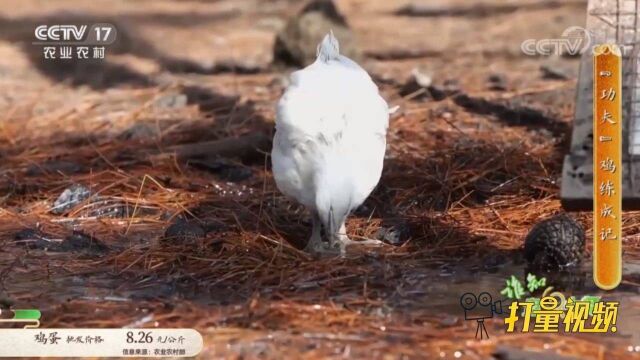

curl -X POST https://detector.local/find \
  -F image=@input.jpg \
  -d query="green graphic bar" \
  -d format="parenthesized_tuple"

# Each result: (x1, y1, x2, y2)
(12, 309, 41, 320)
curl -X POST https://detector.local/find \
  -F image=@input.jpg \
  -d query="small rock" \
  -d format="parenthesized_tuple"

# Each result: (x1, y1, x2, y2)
(273, 0, 360, 67)
(0, 295, 13, 309)
(410, 68, 432, 88)
(14, 229, 108, 255)
(486, 73, 507, 91)
(51, 184, 91, 215)
(14, 228, 54, 249)
(524, 214, 585, 270)
(14, 228, 40, 241)
(61, 231, 109, 255)
(441, 79, 460, 93)
(153, 92, 188, 109)
(202, 221, 226, 234)
(487, 74, 503, 83)
(437, 315, 459, 327)
(375, 221, 411, 245)
(119, 123, 156, 141)
(401, 74, 460, 101)
(163, 218, 205, 243)
(399, 68, 432, 98)
(399, 79, 424, 98)
(429, 80, 461, 101)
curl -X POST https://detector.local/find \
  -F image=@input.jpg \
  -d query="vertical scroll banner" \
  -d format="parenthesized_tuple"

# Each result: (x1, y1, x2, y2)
(593, 44, 622, 290)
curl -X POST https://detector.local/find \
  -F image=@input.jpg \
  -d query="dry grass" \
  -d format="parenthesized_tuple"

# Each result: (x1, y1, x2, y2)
(0, 0, 638, 358)
(0, 75, 637, 358)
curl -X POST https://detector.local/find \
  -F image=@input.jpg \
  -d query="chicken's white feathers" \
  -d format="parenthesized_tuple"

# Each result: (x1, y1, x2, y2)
(272, 32, 390, 231)
(316, 31, 340, 62)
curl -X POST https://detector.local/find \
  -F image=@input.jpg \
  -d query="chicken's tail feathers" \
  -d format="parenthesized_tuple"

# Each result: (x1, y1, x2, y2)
(316, 30, 340, 62)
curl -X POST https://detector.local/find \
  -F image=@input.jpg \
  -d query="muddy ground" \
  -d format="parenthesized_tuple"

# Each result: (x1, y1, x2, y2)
(0, 0, 638, 359)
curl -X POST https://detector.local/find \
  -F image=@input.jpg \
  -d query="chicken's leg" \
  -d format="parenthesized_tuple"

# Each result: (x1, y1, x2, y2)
(304, 212, 324, 253)
(334, 222, 384, 255)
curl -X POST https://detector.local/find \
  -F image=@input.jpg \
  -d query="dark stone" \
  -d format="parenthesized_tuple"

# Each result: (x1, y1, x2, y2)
(51, 184, 91, 214)
(14, 228, 40, 241)
(429, 80, 461, 100)
(300, 0, 348, 25)
(524, 214, 585, 270)
(0, 296, 13, 309)
(163, 218, 205, 243)
(13, 228, 52, 249)
(273, 0, 359, 67)
(441, 79, 460, 93)
(452, 93, 562, 134)
(486, 73, 507, 91)
(188, 157, 253, 182)
(375, 221, 411, 245)
(210, 60, 263, 74)
(14, 228, 108, 255)
(26, 160, 83, 176)
(61, 231, 109, 255)
(202, 221, 226, 234)
(398, 68, 432, 99)
(487, 74, 503, 83)
(119, 123, 157, 141)
(398, 78, 425, 98)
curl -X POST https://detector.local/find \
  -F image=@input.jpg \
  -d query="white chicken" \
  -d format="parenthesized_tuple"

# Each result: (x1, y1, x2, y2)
(271, 31, 392, 255)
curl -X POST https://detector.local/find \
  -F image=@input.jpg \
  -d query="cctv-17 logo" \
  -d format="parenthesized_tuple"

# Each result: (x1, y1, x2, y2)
(33, 24, 116, 60)
(35, 25, 87, 41)
(33, 24, 116, 44)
